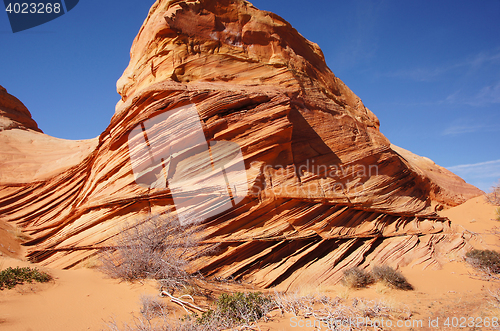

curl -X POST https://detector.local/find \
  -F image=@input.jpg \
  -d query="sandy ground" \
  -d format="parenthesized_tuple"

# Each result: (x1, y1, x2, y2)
(0, 220, 25, 259)
(1, 195, 499, 331)
(0, 256, 159, 331)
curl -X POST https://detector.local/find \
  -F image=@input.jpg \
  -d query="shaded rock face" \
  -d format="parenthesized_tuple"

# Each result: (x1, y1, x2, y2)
(0, 0, 482, 288)
(0, 85, 41, 132)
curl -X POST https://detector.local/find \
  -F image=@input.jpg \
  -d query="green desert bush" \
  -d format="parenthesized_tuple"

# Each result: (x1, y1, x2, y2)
(0, 266, 52, 290)
(341, 267, 374, 289)
(465, 249, 500, 274)
(197, 292, 274, 327)
(372, 266, 413, 291)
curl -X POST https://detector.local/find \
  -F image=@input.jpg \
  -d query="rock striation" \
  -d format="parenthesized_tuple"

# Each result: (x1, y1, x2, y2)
(0, 0, 482, 288)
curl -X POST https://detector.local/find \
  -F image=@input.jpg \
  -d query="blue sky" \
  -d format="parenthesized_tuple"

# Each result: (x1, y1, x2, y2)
(1, 0, 499, 191)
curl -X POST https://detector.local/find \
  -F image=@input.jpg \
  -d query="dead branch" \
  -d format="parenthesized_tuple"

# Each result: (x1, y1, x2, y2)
(160, 289, 207, 313)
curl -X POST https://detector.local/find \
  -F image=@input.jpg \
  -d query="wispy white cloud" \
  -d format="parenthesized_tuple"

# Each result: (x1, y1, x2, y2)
(447, 159, 500, 179)
(446, 81, 500, 106)
(386, 49, 500, 82)
(334, 1, 381, 69)
(472, 81, 500, 105)
(387, 66, 457, 82)
(442, 117, 500, 136)
(447, 159, 500, 191)
(468, 50, 500, 68)
(442, 123, 488, 136)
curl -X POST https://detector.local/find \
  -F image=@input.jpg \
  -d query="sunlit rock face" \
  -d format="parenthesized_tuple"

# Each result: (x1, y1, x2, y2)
(0, 86, 98, 184)
(0, 0, 481, 288)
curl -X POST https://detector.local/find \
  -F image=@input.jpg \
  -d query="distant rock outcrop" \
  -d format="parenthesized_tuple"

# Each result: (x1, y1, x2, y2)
(0, 0, 482, 288)
(0, 86, 98, 184)
(0, 85, 41, 132)
(391, 144, 483, 208)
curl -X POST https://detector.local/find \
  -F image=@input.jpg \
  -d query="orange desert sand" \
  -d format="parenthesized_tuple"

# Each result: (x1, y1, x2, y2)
(1, 196, 498, 331)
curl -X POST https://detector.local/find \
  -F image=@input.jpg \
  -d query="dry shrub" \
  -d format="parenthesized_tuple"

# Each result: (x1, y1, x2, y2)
(7, 226, 31, 242)
(273, 291, 304, 316)
(99, 213, 203, 289)
(106, 292, 274, 331)
(489, 288, 500, 308)
(372, 266, 413, 291)
(487, 181, 500, 221)
(83, 255, 101, 269)
(486, 180, 500, 206)
(139, 295, 171, 321)
(196, 292, 274, 329)
(106, 317, 205, 331)
(106, 294, 199, 331)
(106, 290, 407, 331)
(341, 267, 374, 289)
(466, 249, 500, 274)
(272, 292, 407, 326)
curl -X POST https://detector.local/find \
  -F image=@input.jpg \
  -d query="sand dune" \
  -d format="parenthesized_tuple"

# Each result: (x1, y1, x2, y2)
(0, 257, 158, 331)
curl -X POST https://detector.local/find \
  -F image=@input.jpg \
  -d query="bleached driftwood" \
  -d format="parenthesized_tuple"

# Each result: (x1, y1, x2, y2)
(160, 289, 207, 313)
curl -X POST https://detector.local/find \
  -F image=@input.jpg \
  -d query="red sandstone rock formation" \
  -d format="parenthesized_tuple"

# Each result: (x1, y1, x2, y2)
(0, 0, 482, 288)
(391, 144, 483, 208)
(0, 85, 98, 185)
(0, 85, 41, 132)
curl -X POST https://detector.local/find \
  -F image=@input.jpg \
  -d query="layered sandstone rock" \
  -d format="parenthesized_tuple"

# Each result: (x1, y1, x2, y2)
(391, 144, 484, 208)
(0, 86, 98, 184)
(0, 0, 482, 287)
(0, 85, 41, 132)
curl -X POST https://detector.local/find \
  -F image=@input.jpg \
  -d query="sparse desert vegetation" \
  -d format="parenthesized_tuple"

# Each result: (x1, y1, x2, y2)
(97, 210, 421, 331)
(100, 215, 276, 330)
(107, 291, 275, 331)
(0, 266, 51, 290)
(372, 265, 414, 291)
(196, 292, 274, 328)
(107, 289, 415, 331)
(341, 265, 413, 291)
(271, 291, 412, 329)
(99, 213, 204, 290)
(486, 180, 500, 221)
(466, 249, 500, 275)
(341, 267, 374, 289)
(97, 213, 418, 330)
(486, 180, 500, 207)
